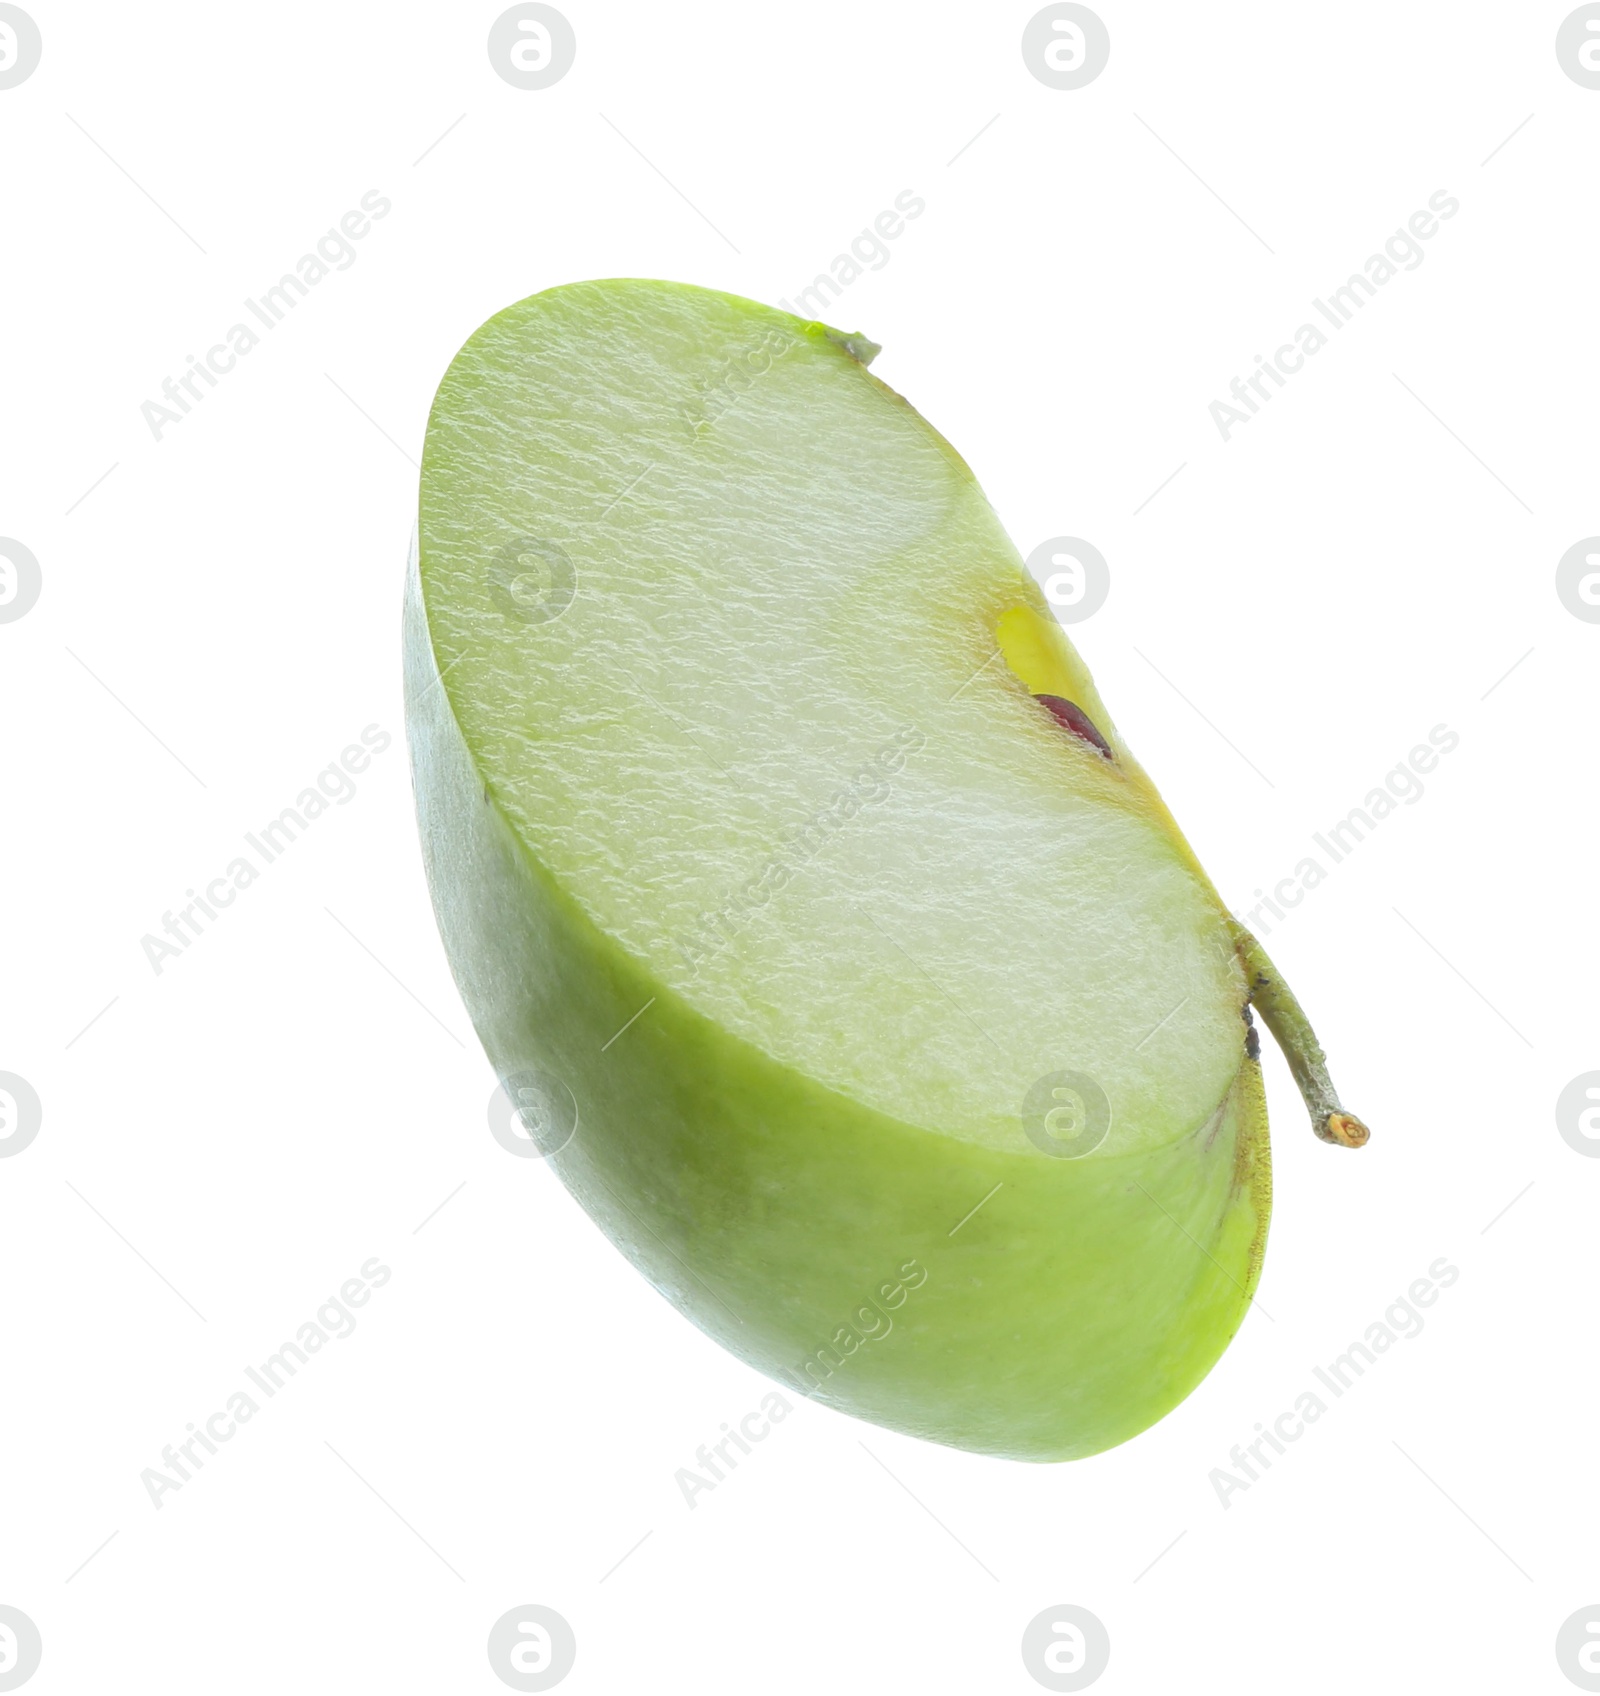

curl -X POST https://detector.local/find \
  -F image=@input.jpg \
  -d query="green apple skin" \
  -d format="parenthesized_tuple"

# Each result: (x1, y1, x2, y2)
(405, 541, 1269, 1462)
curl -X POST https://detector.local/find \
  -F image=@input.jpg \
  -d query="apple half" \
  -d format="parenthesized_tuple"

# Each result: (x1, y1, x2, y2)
(404, 280, 1366, 1461)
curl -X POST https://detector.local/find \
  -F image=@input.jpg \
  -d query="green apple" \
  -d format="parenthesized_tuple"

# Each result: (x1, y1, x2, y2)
(405, 279, 1367, 1461)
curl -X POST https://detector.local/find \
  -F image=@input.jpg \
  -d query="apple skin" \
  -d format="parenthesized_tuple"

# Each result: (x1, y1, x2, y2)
(405, 538, 1270, 1462)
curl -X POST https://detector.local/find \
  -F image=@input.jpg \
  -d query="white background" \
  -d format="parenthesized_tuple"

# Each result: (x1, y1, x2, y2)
(3, 3, 1597, 1691)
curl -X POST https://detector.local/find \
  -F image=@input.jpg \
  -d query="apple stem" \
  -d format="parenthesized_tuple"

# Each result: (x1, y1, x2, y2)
(1230, 923, 1370, 1148)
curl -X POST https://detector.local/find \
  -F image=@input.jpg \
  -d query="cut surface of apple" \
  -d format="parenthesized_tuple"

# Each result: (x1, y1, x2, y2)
(407, 279, 1362, 1461)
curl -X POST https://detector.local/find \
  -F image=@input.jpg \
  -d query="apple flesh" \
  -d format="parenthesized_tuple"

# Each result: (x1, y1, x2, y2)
(406, 280, 1362, 1460)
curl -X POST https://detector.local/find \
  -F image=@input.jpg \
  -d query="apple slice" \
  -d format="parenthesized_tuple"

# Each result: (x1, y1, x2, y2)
(405, 280, 1365, 1461)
